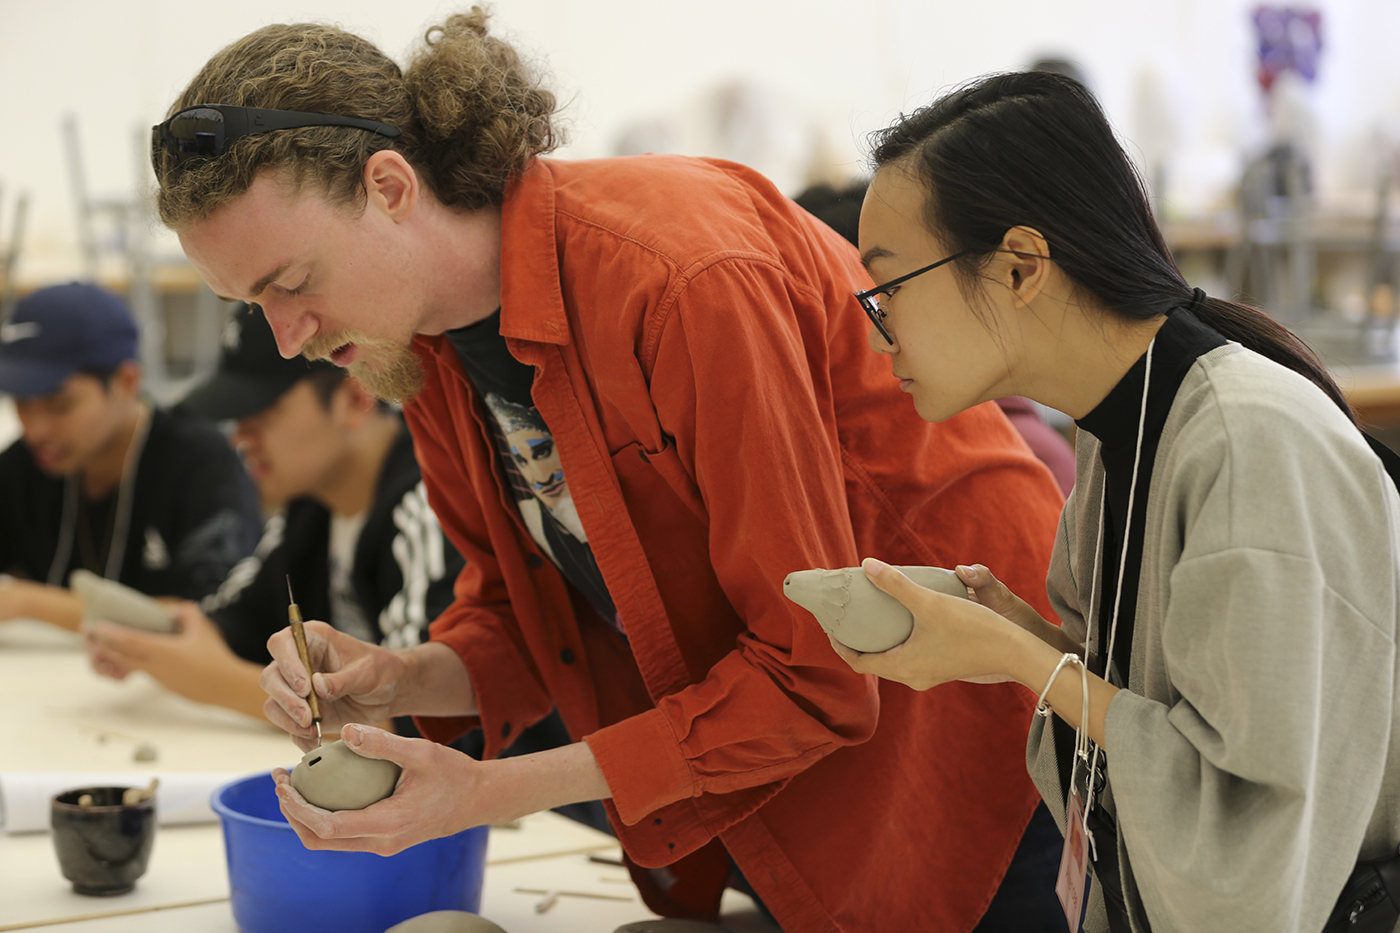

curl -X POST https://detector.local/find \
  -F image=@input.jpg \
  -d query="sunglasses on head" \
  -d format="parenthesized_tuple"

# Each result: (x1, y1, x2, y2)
(150, 104, 402, 170)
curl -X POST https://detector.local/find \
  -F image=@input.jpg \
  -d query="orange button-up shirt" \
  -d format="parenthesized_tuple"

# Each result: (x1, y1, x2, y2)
(407, 155, 1064, 932)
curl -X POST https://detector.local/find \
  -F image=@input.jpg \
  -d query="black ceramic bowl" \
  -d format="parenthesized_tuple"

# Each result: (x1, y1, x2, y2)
(51, 786, 156, 896)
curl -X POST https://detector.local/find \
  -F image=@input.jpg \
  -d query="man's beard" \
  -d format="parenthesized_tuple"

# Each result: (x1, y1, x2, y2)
(303, 329, 425, 405)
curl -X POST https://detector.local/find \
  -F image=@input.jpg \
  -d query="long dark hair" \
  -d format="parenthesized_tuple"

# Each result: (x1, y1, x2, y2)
(869, 71, 1353, 422)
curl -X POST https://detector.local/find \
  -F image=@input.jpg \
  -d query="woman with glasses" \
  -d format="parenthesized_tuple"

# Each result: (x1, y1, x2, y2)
(835, 70, 1400, 932)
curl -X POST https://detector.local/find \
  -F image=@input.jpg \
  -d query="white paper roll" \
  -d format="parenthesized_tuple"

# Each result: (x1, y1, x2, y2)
(0, 770, 253, 833)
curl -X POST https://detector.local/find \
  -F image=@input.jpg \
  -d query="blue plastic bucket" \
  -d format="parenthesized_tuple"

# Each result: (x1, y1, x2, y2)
(212, 772, 489, 933)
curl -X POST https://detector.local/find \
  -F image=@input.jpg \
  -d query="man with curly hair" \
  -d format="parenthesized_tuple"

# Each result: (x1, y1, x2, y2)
(151, 10, 1069, 932)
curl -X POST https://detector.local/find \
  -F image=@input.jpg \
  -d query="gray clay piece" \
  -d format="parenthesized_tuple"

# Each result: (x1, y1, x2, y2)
(289, 739, 402, 811)
(383, 910, 508, 933)
(70, 570, 177, 634)
(784, 565, 969, 653)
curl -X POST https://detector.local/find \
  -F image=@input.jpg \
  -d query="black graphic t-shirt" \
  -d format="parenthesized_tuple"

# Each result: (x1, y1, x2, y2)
(445, 311, 621, 631)
(0, 406, 262, 600)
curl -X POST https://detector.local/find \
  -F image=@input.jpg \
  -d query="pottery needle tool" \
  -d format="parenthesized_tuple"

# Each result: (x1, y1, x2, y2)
(286, 577, 322, 746)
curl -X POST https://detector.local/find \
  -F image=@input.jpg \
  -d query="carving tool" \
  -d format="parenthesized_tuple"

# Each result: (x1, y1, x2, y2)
(286, 577, 322, 746)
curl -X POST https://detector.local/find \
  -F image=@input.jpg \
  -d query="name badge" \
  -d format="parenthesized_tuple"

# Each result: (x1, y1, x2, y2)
(1056, 788, 1089, 930)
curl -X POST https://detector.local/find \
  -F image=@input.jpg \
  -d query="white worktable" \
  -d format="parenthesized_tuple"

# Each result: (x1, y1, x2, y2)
(0, 621, 776, 932)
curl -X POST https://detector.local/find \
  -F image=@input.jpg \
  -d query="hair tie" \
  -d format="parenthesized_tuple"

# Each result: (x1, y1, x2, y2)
(1188, 287, 1207, 312)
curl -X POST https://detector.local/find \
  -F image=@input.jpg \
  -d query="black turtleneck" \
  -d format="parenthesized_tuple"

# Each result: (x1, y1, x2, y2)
(1074, 307, 1227, 685)
(1054, 305, 1226, 927)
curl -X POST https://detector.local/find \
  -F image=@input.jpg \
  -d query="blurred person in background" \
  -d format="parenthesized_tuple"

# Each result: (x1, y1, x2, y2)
(0, 283, 259, 630)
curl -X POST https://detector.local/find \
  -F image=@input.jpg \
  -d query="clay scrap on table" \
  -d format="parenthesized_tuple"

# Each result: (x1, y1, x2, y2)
(289, 739, 402, 811)
(783, 565, 969, 653)
(384, 911, 508, 933)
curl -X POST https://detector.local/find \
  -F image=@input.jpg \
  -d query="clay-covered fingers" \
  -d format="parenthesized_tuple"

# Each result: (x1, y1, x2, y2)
(261, 694, 319, 751)
(262, 619, 335, 734)
(266, 619, 337, 694)
(260, 660, 322, 749)
(262, 625, 405, 747)
(272, 726, 456, 856)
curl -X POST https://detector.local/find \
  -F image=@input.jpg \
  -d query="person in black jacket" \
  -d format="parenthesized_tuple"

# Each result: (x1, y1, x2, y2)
(85, 303, 460, 719)
(87, 305, 604, 830)
(0, 283, 261, 630)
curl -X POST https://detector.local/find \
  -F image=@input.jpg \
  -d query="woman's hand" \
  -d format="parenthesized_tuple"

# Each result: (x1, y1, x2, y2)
(956, 562, 1085, 656)
(955, 562, 1046, 630)
(827, 558, 1034, 690)
(261, 622, 411, 752)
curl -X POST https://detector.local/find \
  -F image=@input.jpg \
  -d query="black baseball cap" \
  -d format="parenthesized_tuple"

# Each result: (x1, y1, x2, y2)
(180, 303, 339, 420)
(0, 283, 140, 398)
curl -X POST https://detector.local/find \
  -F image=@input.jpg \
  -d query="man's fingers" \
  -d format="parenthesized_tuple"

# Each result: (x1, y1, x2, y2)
(273, 762, 407, 854)
(314, 655, 379, 704)
(261, 693, 318, 747)
(341, 723, 408, 764)
(262, 637, 321, 738)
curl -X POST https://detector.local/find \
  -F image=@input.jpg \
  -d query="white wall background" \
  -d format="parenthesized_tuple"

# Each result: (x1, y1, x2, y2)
(2, 0, 1399, 285)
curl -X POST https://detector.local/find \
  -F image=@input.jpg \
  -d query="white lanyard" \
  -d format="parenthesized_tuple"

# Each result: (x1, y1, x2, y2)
(1082, 336, 1157, 824)
(47, 404, 152, 585)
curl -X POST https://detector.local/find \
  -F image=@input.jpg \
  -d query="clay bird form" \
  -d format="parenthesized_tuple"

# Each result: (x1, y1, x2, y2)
(783, 565, 968, 653)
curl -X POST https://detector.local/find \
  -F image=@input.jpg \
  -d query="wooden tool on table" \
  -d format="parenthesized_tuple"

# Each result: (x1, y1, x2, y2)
(121, 778, 159, 807)
(286, 577, 322, 747)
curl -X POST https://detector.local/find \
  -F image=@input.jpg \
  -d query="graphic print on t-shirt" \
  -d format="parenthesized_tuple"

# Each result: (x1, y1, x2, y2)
(444, 311, 620, 631)
(485, 393, 590, 544)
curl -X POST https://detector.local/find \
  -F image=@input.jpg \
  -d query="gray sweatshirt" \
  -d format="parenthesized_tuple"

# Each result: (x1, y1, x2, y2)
(1027, 342, 1400, 932)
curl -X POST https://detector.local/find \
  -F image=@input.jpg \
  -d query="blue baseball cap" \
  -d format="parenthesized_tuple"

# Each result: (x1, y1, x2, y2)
(0, 283, 140, 399)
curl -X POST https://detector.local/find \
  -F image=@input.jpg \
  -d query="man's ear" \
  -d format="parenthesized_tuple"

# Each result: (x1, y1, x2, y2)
(363, 150, 418, 222)
(108, 360, 142, 400)
(998, 225, 1052, 307)
(332, 376, 377, 429)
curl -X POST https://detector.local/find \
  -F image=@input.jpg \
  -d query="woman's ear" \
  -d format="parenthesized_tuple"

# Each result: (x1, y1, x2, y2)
(998, 225, 1051, 306)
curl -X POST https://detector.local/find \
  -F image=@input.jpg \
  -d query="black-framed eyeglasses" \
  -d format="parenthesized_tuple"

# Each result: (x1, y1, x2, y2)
(855, 251, 970, 345)
(151, 104, 402, 171)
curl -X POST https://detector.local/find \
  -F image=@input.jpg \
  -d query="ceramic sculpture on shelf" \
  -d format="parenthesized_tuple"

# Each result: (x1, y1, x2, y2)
(783, 565, 969, 653)
(384, 910, 508, 933)
(289, 739, 402, 811)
